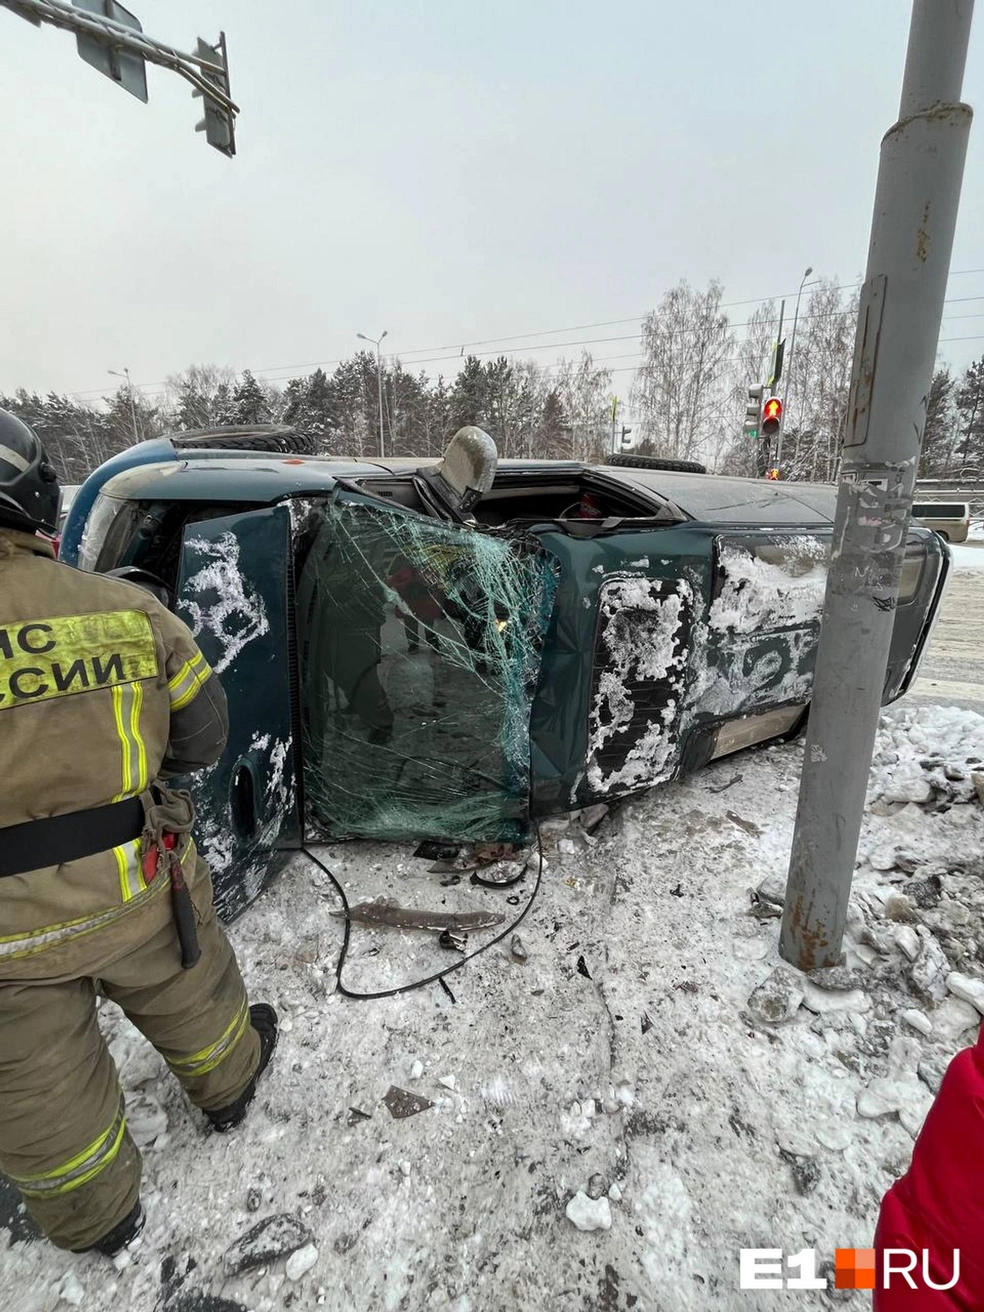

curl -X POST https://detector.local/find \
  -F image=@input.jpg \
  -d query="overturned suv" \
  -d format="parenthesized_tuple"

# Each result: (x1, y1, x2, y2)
(62, 424, 949, 921)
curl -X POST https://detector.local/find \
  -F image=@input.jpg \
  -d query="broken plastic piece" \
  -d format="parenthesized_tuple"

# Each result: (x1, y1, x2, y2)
(383, 1086, 434, 1119)
(333, 900, 505, 932)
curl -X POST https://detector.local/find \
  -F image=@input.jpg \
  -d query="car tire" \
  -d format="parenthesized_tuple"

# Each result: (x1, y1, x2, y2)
(607, 453, 708, 474)
(936, 529, 950, 542)
(170, 426, 318, 456)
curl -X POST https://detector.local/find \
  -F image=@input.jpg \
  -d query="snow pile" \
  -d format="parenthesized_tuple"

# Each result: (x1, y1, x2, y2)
(867, 703, 984, 812)
(2, 703, 983, 1311)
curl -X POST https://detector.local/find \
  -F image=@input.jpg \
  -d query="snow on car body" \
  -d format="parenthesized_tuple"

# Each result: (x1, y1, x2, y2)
(61, 430, 949, 921)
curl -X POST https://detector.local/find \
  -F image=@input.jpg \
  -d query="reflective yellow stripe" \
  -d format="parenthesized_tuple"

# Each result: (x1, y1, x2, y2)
(111, 681, 146, 801)
(11, 1097, 127, 1198)
(111, 684, 130, 800)
(0, 875, 170, 962)
(130, 680, 147, 791)
(167, 648, 208, 692)
(0, 609, 158, 712)
(168, 651, 211, 711)
(168, 996, 250, 1079)
(113, 839, 144, 902)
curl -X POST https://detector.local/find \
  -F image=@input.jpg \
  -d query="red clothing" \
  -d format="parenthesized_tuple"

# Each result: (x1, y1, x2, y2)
(874, 1031, 984, 1310)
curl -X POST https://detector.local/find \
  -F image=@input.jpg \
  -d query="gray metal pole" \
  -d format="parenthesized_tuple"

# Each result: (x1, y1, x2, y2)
(125, 368, 138, 444)
(780, 0, 973, 971)
(376, 342, 386, 460)
(776, 268, 812, 473)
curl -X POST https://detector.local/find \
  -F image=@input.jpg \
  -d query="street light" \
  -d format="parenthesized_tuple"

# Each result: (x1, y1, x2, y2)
(776, 267, 814, 471)
(356, 329, 388, 459)
(108, 367, 139, 444)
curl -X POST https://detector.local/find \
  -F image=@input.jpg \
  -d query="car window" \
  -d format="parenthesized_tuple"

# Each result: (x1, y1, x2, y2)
(294, 494, 556, 844)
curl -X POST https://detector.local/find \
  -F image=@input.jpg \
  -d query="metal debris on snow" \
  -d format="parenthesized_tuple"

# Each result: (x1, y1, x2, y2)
(413, 839, 462, 862)
(438, 928, 468, 952)
(223, 1213, 315, 1275)
(726, 810, 763, 837)
(708, 772, 743, 794)
(333, 900, 505, 932)
(383, 1086, 435, 1119)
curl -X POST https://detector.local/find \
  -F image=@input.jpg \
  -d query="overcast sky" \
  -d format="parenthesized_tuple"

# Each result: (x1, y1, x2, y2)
(1, 0, 982, 409)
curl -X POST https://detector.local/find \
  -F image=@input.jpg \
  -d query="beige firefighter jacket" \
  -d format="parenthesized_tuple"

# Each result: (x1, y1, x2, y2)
(0, 528, 228, 979)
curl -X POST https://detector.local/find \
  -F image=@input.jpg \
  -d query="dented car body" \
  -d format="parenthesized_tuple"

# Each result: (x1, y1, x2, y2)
(62, 436, 949, 920)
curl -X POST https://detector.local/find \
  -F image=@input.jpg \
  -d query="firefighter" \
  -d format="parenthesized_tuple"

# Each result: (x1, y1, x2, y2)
(0, 409, 277, 1256)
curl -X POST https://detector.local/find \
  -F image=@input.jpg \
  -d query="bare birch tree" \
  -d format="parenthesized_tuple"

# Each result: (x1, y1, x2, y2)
(555, 352, 614, 461)
(632, 280, 734, 462)
(784, 278, 859, 481)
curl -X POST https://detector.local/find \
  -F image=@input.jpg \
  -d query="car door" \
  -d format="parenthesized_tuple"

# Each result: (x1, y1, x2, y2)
(700, 531, 829, 721)
(174, 504, 301, 921)
(294, 488, 556, 845)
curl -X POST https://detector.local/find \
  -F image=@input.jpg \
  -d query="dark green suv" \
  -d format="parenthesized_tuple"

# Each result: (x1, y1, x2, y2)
(62, 427, 949, 921)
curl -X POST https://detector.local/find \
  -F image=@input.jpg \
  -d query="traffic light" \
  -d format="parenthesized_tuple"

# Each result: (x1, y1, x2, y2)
(744, 384, 765, 440)
(193, 36, 235, 156)
(762, 396, 784, 438)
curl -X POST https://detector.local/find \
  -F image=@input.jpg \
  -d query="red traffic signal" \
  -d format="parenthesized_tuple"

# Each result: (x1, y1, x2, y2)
(761, 396, 783, 436)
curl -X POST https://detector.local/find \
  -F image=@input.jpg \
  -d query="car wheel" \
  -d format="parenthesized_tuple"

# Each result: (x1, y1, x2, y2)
(607, 453, 708, 474)
(170, 426, 318, 455)
(936, 529, 950, 542)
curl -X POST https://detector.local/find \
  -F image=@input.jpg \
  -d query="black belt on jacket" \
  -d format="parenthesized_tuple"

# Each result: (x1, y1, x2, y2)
(0, 797, 145, 878)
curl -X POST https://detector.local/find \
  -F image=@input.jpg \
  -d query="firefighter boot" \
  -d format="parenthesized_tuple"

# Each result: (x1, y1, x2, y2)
(77, 1201, 146, 1257)
(205, 1004, 278, 1132)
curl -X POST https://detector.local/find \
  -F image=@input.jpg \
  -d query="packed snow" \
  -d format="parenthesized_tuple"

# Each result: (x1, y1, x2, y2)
(709, 540, 827, 636)
(181, 533, 271, 675)
(3, 704, 984, 1311)
(586, 577, 689, 793)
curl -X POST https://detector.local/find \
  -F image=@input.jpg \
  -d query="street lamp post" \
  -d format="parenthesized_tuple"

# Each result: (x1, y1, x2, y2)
(356, 330, 388, 458)
(108, 367, 139, 444)
(776, 267, 814, 472)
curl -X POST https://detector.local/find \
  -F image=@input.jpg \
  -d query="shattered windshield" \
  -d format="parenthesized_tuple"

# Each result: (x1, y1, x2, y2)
(295, 495, 556, 844)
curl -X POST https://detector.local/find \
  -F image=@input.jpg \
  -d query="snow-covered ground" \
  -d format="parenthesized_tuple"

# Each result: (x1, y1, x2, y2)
(949, 540, 984, 570)
(4, 702, 984, 1312)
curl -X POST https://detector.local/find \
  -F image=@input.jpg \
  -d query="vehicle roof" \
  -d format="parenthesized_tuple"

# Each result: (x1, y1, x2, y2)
(99, 450, 837, 526)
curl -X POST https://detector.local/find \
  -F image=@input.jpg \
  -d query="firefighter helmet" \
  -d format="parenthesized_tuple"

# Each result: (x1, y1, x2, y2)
(0, 409, 60, 535)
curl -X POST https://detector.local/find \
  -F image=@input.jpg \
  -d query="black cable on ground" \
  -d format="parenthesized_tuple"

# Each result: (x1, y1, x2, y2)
(301, 825, 543, 1001)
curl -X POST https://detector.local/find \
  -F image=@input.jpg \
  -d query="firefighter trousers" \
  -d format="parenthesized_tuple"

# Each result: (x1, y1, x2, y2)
(0, 857, 260, 1251)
